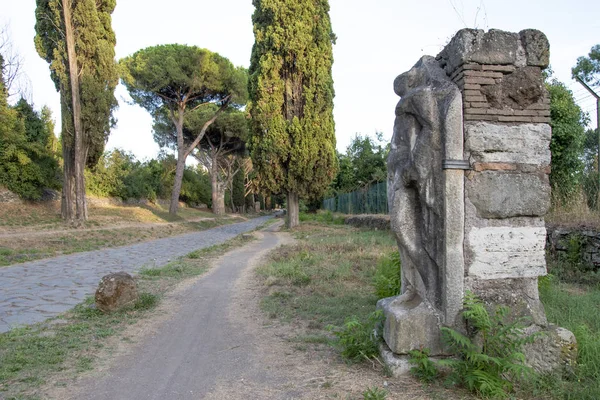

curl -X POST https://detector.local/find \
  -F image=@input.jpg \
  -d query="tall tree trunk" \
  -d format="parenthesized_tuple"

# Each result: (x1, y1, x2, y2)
(63, 0, 86, 225)
(287, 191, 299, 229)
(170, 147, 186, 215)
(169, 107, 186, 215)
(61, 140, 75, 220)
(211, 163, 225, 215)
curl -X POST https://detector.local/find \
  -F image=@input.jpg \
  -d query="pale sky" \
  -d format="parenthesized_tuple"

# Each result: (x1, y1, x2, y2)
(2, 0, 599, 161)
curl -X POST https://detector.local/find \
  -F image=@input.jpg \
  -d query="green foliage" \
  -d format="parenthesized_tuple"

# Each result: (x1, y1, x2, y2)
(408, 348, 439, 383)
(547, 79, 588, 204)
(180, 167, 211, 206)
(120, 44, 247, 117)
(329, 310, 384, 363)
(35, 0, 118, 167)
(248, 0, 338, 200)
(439, 292, 535, 398)
(298, 210, 345, 225)
(572, 44, 600, 88)
(362, 386, 387, 400)
(373, 251, 401, 299)
(539, 276, 600, 399)
(85, 149, 210, 205)
(0, 96, 60, 200)
(133, 293, 159, 311)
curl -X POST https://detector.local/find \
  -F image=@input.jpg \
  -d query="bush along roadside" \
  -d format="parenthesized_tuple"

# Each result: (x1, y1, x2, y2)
(0, 233, 256, 400)
(409, 292, 536, 399)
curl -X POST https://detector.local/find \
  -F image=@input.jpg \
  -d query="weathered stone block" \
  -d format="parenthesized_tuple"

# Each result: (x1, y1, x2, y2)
(481, 66, 545, 109)
(377, 295, 443, 355)
(520, 29, 550, 67)
(467, 172, 550, 218)
(465, 276, 547, 325)
(466, 227, 547, 280)
(465, 122, 551, 165)
(95, 272, 139, 313)
(437, 28, 549, 75)
(523, 325, 577, 373)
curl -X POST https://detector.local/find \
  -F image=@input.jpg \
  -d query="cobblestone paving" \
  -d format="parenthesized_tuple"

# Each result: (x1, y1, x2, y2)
(0, 216, 272, 333)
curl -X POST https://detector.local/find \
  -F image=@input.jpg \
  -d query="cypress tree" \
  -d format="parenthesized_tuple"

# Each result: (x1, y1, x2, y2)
(248, 0, 338, 228)
(35, 0, 118, 223)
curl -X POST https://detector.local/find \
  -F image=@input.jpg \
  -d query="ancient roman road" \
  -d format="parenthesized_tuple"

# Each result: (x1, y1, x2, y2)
(0, 215, 272, 333)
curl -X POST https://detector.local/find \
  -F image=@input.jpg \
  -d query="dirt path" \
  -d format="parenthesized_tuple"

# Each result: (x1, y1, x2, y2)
(51, 223, 440, 400)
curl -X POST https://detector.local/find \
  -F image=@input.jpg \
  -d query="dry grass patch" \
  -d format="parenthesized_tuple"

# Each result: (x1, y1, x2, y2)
(0, 201, 244, 266)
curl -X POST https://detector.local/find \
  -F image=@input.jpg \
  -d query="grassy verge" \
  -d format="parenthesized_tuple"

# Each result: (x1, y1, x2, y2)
(0, 207, 246, 267)
(257, 222, 395, 329)
(0, 233, 256, 400)
(534, 274, 600, 400)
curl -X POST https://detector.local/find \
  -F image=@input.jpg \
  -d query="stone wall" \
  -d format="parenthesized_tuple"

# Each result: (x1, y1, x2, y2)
(344, 215, 390, 230)
(547, 226, 600, 268)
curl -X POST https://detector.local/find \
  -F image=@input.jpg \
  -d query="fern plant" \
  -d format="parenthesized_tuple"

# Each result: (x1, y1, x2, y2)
(329, 310, 384, 363)
(408, 348, 438, 382)
(440, 291, 536, 398)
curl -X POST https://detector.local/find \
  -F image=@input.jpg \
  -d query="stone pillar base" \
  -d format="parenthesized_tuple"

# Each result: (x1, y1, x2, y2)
(377, 293, 444, 356)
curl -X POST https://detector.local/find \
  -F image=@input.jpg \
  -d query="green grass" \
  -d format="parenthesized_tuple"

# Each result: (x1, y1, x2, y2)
(0, 294, 159, 397)
(256, 221, 395, 337)
(299, 210, 346, 225)
(0, 231, 258, 399)
(536, 278, 600, 399)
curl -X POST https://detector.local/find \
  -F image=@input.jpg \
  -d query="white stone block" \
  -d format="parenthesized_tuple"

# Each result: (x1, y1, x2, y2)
(465, 122, 551, 166)
(467, 226, 547, 279)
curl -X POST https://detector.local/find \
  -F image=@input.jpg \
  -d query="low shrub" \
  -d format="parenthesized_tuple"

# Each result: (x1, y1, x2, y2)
(373, 251, 401, 299)
(329, 310, 384, 363)
(408, 348, 438, 383)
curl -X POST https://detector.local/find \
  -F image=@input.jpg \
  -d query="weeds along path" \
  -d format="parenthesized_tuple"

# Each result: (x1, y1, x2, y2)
(0, 215, 272, 333)
(70, 223, 288, 400)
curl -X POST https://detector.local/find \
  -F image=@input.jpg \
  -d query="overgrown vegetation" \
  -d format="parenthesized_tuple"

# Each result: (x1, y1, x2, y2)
(408, 348, 438, 383)
(328, 310, 384, 363)
(0, 232, 255, 399)
(299, 210, 345, 225)
(437, 292, 535, 398)
(373, 251, 401, 299)
(536, 275, 600, 399)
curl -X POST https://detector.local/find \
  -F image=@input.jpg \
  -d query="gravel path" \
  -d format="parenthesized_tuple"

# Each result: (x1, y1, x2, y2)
(73, 226, 285, 400)
(0, 215, 272, 333)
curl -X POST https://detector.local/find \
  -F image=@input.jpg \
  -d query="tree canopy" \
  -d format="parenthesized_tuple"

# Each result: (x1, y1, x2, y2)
(35, 0, 118, 166)
(248, 0, 337, 227)
(572, 44, 600, 88)
(120, 44, 247, 214)
(547, 78, 588, 202)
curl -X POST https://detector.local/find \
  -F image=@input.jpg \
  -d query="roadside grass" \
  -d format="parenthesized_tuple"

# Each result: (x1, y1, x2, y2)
(257, 223, 395, 330)
(0, 233, 257, 400)
(533, 272, 600, 400)
(0, 205, 246, 267)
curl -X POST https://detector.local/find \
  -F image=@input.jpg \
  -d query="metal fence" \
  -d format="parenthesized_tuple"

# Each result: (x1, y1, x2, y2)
(322, 181, 388, 214)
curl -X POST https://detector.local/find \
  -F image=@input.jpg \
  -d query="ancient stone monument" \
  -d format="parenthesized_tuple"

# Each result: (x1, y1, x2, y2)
(379, 28, 576, 373)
